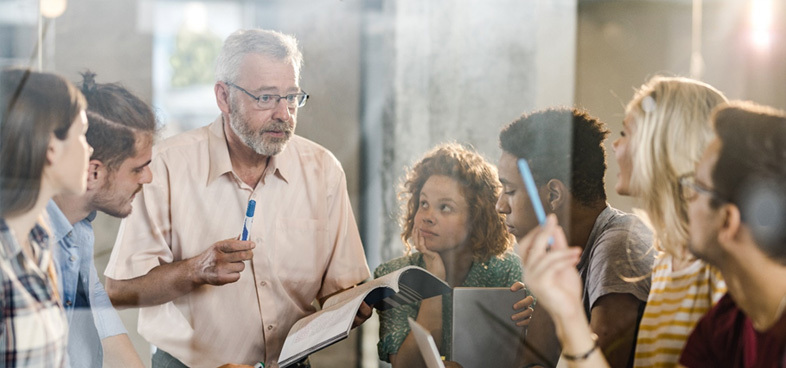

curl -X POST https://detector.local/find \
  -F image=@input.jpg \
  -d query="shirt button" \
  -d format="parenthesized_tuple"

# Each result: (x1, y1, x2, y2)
(259, 281, 267, 287)
(66, 231, 73, 238)
(255, 237, 263, 244)
(267, 325, 273, 331)
(69, 256, 76, 262)
(65, 300, 72, 306)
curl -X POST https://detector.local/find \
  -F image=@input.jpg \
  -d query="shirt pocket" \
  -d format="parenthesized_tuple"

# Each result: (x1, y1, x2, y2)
(274, 218, 329, 290)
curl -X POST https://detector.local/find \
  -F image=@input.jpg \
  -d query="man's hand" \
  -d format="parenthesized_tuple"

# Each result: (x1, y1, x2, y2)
(352, 301, 373, 328)
(510, 282, 535, 327)
(107, 238, 256, 308)
(190, 238, 255, 286)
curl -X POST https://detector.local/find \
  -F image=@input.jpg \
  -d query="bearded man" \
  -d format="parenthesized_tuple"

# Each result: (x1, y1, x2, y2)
(105, 29, 371, 368)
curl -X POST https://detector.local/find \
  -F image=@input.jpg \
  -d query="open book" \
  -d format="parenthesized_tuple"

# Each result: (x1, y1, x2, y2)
(277, 265, 451, 367)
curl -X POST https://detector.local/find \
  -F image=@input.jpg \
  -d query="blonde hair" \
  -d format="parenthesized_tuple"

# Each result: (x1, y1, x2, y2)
(626, 76, 727, 257)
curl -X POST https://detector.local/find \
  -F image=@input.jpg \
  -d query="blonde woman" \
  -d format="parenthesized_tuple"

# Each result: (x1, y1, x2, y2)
(518, 76, 728, 368)
(619, 77, 727, 368)
(0, 68, 91, 367)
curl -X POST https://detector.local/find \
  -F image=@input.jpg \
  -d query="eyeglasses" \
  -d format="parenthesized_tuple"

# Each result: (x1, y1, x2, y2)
(225, 82, 309, 110)
(678, 172, 726, 203)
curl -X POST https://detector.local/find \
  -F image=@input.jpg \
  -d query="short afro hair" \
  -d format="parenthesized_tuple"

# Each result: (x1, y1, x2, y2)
(499, 107, 610, 206)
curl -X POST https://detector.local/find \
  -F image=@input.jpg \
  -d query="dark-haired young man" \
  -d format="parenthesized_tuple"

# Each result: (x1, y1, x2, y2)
(678, 102, 786, 368)
(47, 74, 156, 368)
(496, 108, 653, 368)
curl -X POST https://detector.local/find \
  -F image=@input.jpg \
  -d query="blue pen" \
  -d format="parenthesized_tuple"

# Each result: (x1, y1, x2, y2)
(243, 200, 264, 322)
(517, 159, 553, 246)
(241, 200, 256, 241)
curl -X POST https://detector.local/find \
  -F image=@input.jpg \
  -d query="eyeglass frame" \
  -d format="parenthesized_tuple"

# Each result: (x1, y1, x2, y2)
(678, 172, 727, 203)
(225, 81, 309, 109)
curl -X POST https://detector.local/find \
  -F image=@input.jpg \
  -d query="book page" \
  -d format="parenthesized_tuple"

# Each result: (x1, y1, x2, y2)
(322, 269, 402, 309)
(322, 265, 450, 310)
(278, 296, 363, 365)
(279, 265, 451, 366)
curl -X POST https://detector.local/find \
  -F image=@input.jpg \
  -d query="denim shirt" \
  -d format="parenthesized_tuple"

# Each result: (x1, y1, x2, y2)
(46, 200, 127, 367)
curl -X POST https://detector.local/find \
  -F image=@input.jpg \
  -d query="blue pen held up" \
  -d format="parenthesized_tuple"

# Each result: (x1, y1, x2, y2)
(241, 200, 256, 241)
(517, 159, 553, 246)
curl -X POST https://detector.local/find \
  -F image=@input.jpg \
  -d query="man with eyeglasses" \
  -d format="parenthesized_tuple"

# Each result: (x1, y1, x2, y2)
(105, 29, 371, 368)
(677, 102, 786, 367)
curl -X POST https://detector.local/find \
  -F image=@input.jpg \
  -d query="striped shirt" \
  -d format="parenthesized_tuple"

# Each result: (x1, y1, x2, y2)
(633, 254, 726, 368)
(0, 218, 68, 368)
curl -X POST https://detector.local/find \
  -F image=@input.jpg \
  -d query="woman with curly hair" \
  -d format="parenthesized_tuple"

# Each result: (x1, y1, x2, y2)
(375, 143, 523, 368)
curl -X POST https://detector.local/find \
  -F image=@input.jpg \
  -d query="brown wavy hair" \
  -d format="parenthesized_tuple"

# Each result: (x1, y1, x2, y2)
(400, 143, 511, 261)
(79, 71, 158, 172)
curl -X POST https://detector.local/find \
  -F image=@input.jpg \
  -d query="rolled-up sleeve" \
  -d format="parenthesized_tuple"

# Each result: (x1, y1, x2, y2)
(88, 262, 126, 339)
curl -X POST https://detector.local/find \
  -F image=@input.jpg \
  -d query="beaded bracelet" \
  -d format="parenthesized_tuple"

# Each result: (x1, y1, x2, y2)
(562, 333, 599, 361)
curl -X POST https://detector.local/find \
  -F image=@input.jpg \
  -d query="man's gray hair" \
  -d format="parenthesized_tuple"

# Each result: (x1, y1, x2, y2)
(215, 29, 303, 83)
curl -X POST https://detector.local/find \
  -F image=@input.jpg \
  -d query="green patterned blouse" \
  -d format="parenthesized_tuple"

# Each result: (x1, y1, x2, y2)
(374, 251, 523, 362)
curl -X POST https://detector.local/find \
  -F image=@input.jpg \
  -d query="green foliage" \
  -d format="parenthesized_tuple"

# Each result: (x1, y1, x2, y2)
(169, 27, 222, 87)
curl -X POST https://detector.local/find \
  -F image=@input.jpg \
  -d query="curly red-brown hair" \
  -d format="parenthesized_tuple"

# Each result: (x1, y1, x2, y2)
(399, 143, 511, 261)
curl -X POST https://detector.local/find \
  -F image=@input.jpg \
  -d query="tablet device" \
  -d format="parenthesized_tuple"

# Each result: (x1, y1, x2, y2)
(450, 287, 528, 368)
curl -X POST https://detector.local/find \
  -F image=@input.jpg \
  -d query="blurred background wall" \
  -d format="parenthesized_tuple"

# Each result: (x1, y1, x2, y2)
(1, 0, 783, 367)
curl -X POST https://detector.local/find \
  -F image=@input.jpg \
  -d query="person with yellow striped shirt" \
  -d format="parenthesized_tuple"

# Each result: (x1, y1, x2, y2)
(520, 101, 786, 368)
(615, 77, 728, 368)
(515, 76, 730, 368)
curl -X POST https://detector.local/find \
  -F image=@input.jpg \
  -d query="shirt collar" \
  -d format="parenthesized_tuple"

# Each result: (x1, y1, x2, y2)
(0, 218, 50, 260)
(267, 147, 290, 184)
(576, 204, 613, 272)
(206, 115, 291, 186)
(0, 218, 16, 258)
(207, 115, 234, 186)
(585, 204, 613, 249)
(46, 199, 73, 245)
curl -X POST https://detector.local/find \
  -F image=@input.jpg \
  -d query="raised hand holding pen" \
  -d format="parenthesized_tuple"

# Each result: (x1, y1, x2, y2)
(187, 200, 256, 286)
(190, 238, 255, 285)
(520, 214, 583, 321)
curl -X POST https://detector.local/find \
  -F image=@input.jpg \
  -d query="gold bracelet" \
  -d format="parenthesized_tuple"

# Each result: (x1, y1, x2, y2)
(562, 333, 599, 361)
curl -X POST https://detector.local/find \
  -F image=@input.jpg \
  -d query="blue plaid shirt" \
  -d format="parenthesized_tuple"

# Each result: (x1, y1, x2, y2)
(0, 218, 67, 367)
